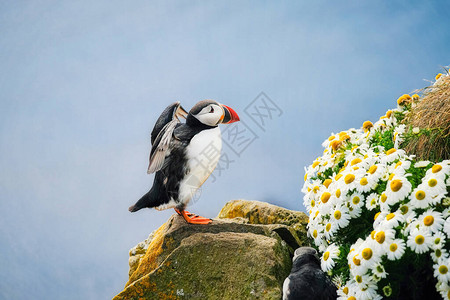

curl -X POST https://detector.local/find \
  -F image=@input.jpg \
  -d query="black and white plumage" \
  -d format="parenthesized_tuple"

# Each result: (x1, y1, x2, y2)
(283, 247, 337, 300)
(128, 100, 240, 224)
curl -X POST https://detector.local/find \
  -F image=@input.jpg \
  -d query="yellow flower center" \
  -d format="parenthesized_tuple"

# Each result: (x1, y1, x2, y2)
(390, 179, 403, 192)
(386, 148, 396, 155)
(395, 161, 402, 169)
(397, 94, 412, 105)
(304, 174, 307, 181)
(328, 135, 335, 141)
(380, 193, 387, 203)
(400, 205, 409, 214)
(439, 265, 448, 275)
(355, 275, 362, 283)
(353, 256, 361, 266)
(348, 297, 356, 300)
(323, 179, 332, 188)
(371, 230, 376, 239)
(432, 164, 442, 173)
(323, 251, 330, 261)
(415, 190, 426, 200)
(435, 73, 442, 80)
(436, 249, 442, 257)
(415, 235, 425, 245)
(362, 248, 373, 260)
(313, 230, 318, 238)
(321, 192, 331, 203)
(330, 140, 341, 151)
(334, 210, 341, 220)
(310, 200, 315, 207)
(313, 186, 320, 193)
(375, 231, 385, 244)
(389, 243, 398, 252)
(423, 216, 434, 226)
(360, 177, 368, 186)
(352, 196, 360, 205)
(345, 174, 355, 184)
(389, 173, 395, 181)
(326, 223, 331, 231)
(312, 161, 319, 168)
(336, 189, 341, 198)
(314, 210, 319, 218)
(428, 179, 437, 187)
(351, 158, 362, 166)
(386, 110, 393, 118)
(374, 212, 381, 220)
(343, 287, 349, 295)
(386, 213, 395, 221)
(335, 173, 343, 181)
(368, 165, 377, 174)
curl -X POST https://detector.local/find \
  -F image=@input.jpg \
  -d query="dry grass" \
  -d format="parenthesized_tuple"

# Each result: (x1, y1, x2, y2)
(403, 72, 450, 161)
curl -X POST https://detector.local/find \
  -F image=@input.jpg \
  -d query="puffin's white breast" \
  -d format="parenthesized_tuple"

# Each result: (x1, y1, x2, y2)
(178, 126, 222, 205)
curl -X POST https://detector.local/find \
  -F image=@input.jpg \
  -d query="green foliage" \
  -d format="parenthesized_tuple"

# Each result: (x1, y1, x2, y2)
(369, 128, 395, 150)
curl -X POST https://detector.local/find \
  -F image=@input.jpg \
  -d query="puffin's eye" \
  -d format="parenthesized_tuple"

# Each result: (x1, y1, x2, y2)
(209, 106, 214, 113)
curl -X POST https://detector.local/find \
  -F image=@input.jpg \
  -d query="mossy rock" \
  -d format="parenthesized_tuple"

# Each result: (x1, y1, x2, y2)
(114, 200, 309, 299)
(218, 200, 309, 246)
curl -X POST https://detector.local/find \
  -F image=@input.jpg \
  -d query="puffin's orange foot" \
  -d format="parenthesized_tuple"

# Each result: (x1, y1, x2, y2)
(174, 209, 212, 225)
(175, 208, 194, 216)
(187, 215, 213, 224)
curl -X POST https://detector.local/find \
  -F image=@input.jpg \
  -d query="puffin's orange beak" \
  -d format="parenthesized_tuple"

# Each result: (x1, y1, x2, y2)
(221, 105, 240, 124)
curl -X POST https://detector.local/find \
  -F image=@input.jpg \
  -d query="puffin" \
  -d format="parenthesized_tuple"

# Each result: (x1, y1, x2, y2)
(128, 100, 240, 224)
(283, 247, 337, 300)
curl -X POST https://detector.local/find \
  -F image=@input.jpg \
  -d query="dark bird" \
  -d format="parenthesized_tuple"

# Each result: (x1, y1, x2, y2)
(128, 100, 240, 224)
(283, 247, 337, 300)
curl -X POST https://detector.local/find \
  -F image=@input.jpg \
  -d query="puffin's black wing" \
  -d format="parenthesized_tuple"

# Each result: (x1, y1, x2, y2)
(147, 102, 187, 174)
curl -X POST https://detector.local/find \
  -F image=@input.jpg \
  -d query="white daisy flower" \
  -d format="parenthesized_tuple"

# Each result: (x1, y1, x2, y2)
(358, 240, 382, 270)
(407, 228, 432, 254)
(397, 203, 415, 222)
(321, 243, 340, 272)
(378, 211, 405, 229)
(434, 257, 450, 283)
(365, 193, 379, 211)
(422, 174, 447, 197)
(385, 174, 412, 206)
(331, 204, 351, 229)
(339, 169, 361, 193)
(431, 248, 449, 263)
(436, 281, 450, 300)
(431, 232, 446, 250)
(348, 204, 363, 219)
(365, 163, 387, 183)
(409, 185, 433, 209)
(373, 263, 388, 279)
(348, 192, 364, 209)
(386, 238, 406, 260)
(323, 221, 338, 240)
(356, 282, 379, 300)
(381, 148, 405, 164)
(372, 227, 396, 252)
(426, 162, 450, 179)
(418, 210, 445, 233)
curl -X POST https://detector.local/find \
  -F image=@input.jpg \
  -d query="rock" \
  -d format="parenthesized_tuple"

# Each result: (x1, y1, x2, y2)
(218, 200, 309, 247)
(114, 200, 309, 300)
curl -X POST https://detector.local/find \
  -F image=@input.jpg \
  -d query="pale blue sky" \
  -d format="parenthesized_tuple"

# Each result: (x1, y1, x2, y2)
(1, 1, 449, 299)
